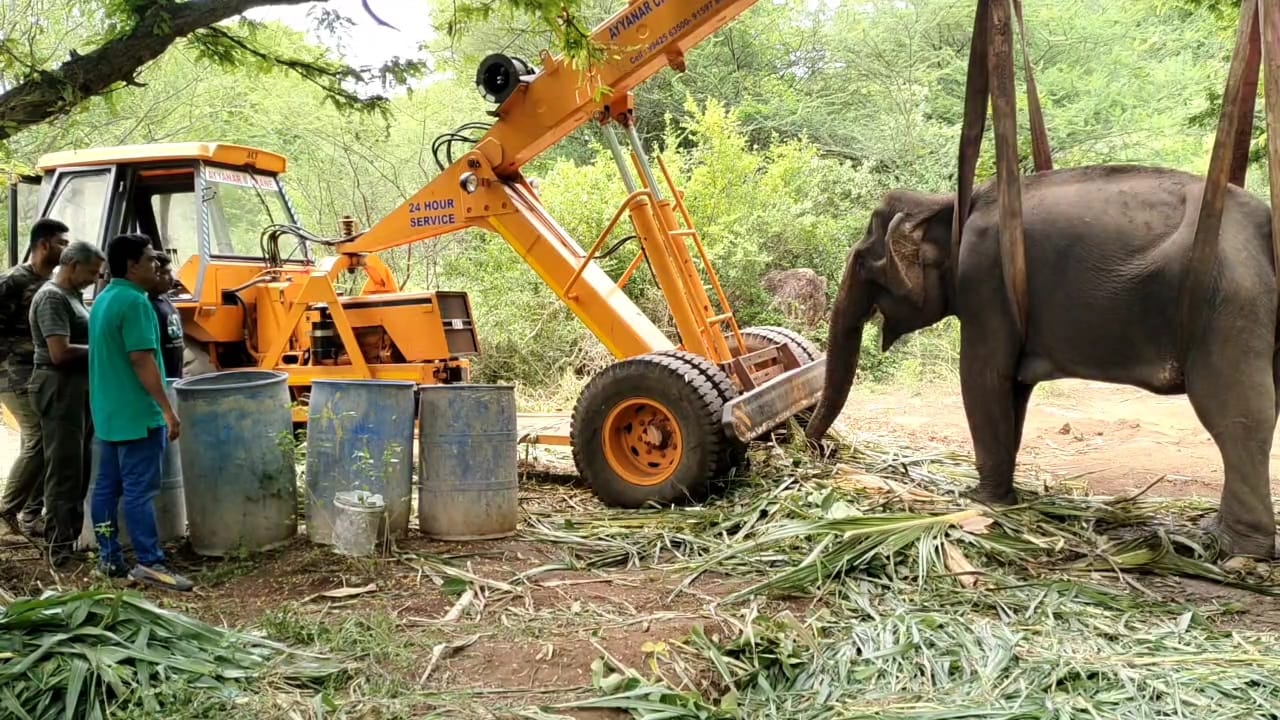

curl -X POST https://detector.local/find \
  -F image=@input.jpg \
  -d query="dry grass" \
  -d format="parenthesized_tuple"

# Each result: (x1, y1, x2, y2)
(5, 427, 1280, 719)
(507, 432, 1280, 718)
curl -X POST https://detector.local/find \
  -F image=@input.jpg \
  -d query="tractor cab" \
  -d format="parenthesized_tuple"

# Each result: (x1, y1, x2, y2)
(6, 142, 478, 404)
(7, 142, 306, 305)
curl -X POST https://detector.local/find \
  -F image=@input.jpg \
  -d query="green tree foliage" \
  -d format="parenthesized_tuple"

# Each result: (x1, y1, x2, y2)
(426, 0, 1242, 187)
(0, 0, 596, 147)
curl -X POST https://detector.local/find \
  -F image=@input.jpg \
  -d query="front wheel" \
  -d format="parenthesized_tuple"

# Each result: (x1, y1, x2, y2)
(652, 348, 748, 478)
(571, 353, 729, 508)
(738, 325, 823, 439)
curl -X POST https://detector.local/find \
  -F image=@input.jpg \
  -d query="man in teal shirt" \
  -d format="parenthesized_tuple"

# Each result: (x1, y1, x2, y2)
(89, 233, 192, 592)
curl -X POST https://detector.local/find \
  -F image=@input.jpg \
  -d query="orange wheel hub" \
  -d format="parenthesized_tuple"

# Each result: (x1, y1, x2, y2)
(602, 398, 683, 486)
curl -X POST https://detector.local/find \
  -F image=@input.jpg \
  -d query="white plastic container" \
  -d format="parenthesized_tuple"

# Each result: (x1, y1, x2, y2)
(332, 490, 386, 557)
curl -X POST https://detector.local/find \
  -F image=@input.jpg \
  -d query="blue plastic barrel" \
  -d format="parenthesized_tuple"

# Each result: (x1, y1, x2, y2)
(77, 384, 186, 550)
(417, 384, 519, 540)
(172, 370, 297, 556)
(304, 379, 415, 545)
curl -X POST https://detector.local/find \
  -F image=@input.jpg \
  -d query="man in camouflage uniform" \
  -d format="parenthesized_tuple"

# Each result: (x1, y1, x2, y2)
(0, 218, 70, 537)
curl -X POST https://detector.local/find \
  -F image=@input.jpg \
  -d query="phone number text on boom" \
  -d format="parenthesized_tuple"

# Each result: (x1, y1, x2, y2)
(628, 0, 730, 65)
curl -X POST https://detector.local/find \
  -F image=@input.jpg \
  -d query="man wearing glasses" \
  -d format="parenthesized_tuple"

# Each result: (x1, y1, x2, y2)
(87, 233, 192, 592)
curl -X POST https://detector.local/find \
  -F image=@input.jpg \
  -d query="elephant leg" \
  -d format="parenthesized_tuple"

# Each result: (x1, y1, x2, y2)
(959, 333, 1022, 505)
(1185, 347, 1277, 559)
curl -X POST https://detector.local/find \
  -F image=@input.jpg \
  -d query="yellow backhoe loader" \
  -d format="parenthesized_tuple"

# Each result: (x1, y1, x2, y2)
(3, 0, 825, 508)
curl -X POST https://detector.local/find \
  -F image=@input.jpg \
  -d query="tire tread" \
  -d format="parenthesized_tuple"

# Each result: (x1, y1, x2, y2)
(570, 352, 728, 507)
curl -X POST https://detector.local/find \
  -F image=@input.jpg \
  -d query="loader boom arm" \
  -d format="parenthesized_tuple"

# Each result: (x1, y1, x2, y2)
(342, 0, 758, 257)
(331, 0, 760, 361)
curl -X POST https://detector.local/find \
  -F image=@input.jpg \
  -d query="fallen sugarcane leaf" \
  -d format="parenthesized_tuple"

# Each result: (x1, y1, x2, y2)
(301, 583, 378, 603)
(958, 515, 995, 534)
(442, 588, 476, 622)
(0, 589, 343, 718)
(418, 634, 481, 683)
(831, 464, 949, 502)
(535, 577, 620, 588)
(942, 539, 983, 588)
(1106, 474, 1168, 504)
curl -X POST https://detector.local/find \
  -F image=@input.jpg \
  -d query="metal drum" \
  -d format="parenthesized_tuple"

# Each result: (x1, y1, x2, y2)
(304, 379, 415, 545)
(77, 384, 186, 550)
(417, 384, 519, 540)
(173, 370, 297, 556)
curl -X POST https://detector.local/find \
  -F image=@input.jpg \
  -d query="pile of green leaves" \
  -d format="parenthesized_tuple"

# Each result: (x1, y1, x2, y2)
(513, 433, 1280, 719)
(521, 436, 1277, 598)
(561, 589, 1280, 719)
(0, 589, 344, 720)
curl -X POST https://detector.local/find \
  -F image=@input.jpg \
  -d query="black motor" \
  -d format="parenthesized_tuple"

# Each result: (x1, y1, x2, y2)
(476, 53, 535, 106)
(310, 304, 339, 364)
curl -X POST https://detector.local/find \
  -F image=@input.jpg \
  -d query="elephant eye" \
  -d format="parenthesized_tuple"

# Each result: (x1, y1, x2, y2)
(855, 255, 868, 276)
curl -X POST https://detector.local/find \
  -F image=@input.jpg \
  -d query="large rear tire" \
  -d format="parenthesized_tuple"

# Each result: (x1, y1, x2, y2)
(652, 348, 748, 477)
(738, 325, 821, 365)
(571, 353, 729, 508)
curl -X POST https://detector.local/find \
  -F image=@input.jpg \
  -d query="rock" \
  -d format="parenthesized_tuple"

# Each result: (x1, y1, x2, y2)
(1058, 423, 1072, 435)
(762, 268, 828, 329)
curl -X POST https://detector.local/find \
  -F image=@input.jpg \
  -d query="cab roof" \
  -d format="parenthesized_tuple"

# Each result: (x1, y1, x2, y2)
(35, 142, 287, 174)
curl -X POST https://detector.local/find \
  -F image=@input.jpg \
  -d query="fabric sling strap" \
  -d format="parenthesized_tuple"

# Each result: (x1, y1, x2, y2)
(952, 0, 1052, 341)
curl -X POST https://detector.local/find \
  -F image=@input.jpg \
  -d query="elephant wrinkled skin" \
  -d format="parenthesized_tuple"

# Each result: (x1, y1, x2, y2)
(806, 164, 1280, 559)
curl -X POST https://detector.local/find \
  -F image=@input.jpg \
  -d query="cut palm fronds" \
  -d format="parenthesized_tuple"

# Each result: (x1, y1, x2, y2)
(570, 583, 1280, 719)
(1065, 532, 1280, 595)
(518, 435, 1280, 603)
(518, 434, 1280, 719)
(0, 589, 343, 720)
(716, 509, 987, 602)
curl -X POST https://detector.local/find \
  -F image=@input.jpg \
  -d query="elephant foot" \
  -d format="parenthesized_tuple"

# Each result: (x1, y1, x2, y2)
(967, 483, 1019, 507)
(1198, 513, 1279, 561)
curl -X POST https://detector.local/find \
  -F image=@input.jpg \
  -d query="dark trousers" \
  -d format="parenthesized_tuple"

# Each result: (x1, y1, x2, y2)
(0, 389, 44, 519)
(29, 368, 92, 556)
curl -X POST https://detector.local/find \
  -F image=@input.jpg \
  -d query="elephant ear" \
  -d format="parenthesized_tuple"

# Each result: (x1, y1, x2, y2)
(884, 211, 926, 307)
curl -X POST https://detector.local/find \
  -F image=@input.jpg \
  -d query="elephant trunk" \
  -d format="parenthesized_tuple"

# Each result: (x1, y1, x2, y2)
(806, 253, 874, 441)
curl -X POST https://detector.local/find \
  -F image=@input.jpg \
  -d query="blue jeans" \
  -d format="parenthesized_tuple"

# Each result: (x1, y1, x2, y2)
(92, 426, 166, 567)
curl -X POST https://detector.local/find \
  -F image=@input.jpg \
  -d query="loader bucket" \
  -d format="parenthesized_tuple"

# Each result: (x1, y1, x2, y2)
(721, 356, 826, 444)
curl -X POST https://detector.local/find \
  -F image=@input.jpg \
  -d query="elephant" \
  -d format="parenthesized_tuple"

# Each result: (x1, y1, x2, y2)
(804, 163, 1280, 560)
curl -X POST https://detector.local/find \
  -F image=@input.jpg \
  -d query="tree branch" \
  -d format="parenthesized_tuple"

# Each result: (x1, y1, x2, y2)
(0, 0, 594, 144)
(0, 0, 320, 142)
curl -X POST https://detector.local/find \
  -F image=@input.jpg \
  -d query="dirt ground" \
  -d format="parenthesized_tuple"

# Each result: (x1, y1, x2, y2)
(3, 375, 1239, 513)
(4, 377, 1280, 716)
(831, 377, 1280, 502)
